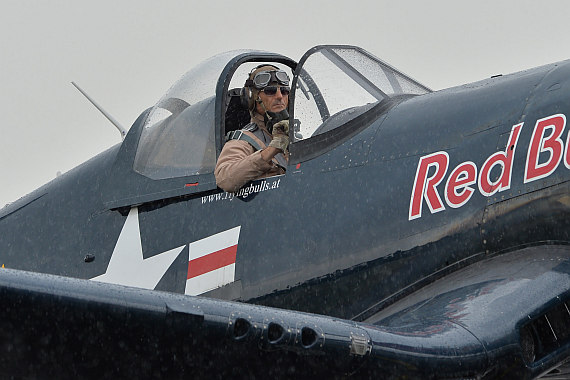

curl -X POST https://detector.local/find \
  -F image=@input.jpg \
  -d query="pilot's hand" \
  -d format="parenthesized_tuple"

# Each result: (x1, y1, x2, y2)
(268, 120, 289, 152)
(272, 120, 289, 135)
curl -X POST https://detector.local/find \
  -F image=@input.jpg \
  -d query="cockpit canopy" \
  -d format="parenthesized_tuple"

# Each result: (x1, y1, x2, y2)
(133, 51, 243, 180)
(131, 46, 430, 181)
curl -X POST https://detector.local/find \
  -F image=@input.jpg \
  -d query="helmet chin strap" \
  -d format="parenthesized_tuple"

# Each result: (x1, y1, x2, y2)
(256, 96, 271, 119)
(255, 96, 274, 129)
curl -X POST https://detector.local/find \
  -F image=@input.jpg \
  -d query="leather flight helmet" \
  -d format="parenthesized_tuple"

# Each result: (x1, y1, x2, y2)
(240, 64, 286, 113)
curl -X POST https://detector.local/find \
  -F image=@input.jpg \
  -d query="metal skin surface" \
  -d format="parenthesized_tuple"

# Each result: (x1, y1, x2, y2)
(0, 45, 569, 378)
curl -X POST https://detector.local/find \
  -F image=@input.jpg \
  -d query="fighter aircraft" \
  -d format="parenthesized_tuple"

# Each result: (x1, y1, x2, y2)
(0, 45, 568, 379)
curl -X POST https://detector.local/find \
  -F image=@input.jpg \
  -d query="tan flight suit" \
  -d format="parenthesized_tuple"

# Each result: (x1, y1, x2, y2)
(215, 116, 287, 193)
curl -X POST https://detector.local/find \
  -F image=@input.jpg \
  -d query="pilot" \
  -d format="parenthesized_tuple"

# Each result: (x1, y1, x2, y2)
(215, 65, 290, 193)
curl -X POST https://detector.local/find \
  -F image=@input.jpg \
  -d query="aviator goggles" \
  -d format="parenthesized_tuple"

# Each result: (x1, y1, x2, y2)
(261, 86, 290, 96)
(246, 70, 290, 89)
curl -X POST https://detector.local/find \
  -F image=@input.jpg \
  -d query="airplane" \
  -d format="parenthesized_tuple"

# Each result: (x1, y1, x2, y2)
(0, 44, 568, 379)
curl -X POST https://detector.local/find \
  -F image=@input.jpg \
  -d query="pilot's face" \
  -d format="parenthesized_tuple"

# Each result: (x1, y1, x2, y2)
(256, 83, 289, 114)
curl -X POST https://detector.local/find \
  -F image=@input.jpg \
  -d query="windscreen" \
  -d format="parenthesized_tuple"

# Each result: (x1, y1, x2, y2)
(293, 47, 430, 140)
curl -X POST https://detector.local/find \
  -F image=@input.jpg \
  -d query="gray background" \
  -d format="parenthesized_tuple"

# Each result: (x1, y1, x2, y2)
(2, 0, 569, 207)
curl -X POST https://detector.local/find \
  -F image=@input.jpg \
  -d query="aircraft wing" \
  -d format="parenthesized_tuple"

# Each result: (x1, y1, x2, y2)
(0, 245, 568, 379)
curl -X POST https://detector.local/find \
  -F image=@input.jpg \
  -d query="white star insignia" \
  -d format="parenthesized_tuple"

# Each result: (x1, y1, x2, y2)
(91, 207, 184, 289)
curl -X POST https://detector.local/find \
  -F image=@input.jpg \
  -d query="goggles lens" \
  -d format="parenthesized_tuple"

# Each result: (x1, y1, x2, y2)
(261, 86, 290, 96)
(252, 70, 290, 88)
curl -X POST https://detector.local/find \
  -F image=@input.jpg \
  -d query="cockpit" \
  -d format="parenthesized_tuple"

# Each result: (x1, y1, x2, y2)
(103, 45, 431, 208)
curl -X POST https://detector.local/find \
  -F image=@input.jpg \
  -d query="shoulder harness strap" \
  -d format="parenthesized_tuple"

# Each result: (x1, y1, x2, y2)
(226, 122, 287, 170)
(226, 123, 262, 151)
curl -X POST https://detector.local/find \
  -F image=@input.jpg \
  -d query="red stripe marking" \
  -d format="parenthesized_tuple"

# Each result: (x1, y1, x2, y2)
(185, 182, 199, 187)
(187, 245, 237, 280)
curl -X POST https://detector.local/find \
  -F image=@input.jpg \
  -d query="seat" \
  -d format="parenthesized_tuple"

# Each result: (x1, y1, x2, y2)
(224, 88, 251, 135)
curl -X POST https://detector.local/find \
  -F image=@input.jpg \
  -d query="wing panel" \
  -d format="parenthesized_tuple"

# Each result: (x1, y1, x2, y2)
(0, 253, 567, 378)
(365, 245, 570, 378)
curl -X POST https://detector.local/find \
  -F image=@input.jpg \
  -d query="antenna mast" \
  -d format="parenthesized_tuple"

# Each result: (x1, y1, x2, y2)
(71, 82, 127, 139)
